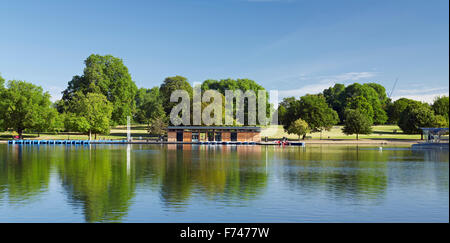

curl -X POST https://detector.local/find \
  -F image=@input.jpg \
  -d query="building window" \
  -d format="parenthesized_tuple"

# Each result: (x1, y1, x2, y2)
(176, 131, 183, 142)
(231, 132, 237, 141)
(215, 132, 222, 141)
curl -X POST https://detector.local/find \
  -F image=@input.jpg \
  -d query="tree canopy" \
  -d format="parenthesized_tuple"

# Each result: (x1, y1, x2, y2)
(287, 118, 310, 140)
(160, 75, 193, 116)
(61, 54, 137, 125)
(0, 80, 57, 138)
(281, 94, 339, 134)
(135, 87, 166, 125)
(398, 103, 437, 134)
(386, 98, 422, 124)
(323, 82, 388, 124)
(342, 109, 373, 140)
(64, 92, 113, 139)
(432, 96, 449, 122)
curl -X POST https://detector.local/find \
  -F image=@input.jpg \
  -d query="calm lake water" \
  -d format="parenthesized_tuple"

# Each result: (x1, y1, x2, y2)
(0, 144, 448, 223)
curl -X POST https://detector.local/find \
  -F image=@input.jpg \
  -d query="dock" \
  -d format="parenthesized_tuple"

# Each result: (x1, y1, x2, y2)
(6, 139, 306, 146)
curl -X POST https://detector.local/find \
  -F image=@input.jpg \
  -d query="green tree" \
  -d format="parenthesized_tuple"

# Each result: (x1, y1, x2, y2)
(365, 83, 389, 106)
(386, 98, 422, 124)
(345, 96, 374, 125)
(282, 94, 339, 137)
(287, 118, 310, 140)
(398, 103, 437, 134)
(61, 54, 137, 125)
(342, 109, 373, 140)
(435, 115, 449, 128)
(64, 92, 113, 140)
(148, 117, 168, 136)
(331, 83, 387, 125)
(323, 83, 346, 120)
(201, 78, 270, 125)
(278, 97, 296, 125)
(0, 75, 5, 130)
(432, 96, 449, 122)
(135, 87, 166, 126)
(33, 106, 62, 136)
(0, 80, 56, 138)
(160, 76, 193, 116)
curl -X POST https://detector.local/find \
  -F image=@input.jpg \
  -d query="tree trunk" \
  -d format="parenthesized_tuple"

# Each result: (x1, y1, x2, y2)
(89, 130, 92, 141)
(18, 129, 23, 139)
(95, 133, 97, 140)
(356, 133, 359, 140)
(302, 134, 306, 140)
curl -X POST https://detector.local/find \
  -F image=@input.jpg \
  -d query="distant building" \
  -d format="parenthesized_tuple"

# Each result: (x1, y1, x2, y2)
(166, 126, 261, 142)
(421, 127, 449, 143)
(412, 127, 449, 150)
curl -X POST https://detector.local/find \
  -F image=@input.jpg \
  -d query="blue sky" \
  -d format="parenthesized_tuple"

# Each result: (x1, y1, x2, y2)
(0, 0, 448, 102)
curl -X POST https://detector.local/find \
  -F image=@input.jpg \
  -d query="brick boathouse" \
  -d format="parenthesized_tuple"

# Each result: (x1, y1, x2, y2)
(167, 126, 261, 143)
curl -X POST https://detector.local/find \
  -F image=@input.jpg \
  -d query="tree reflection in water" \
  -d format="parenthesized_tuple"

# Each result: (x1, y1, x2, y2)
(0, 144, 448, 222)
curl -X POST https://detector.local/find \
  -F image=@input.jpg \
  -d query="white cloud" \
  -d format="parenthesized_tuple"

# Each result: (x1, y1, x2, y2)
(277, 71, 376, 99)
(44, 86, 64, 103)
(391, 93, 449, 104)
(392, 87, 449, 104)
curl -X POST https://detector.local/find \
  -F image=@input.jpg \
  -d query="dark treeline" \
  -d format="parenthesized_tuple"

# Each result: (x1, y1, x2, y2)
(0, 54, 269, 139)
(1, 54, 449, 139)
(278, 83, 449, 139)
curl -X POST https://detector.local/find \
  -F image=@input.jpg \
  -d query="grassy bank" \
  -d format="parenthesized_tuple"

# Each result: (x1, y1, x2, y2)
(0, 124, 432, 142)
(261, 125, 424, 140)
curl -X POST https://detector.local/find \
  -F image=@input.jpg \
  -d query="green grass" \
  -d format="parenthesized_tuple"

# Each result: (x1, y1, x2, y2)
(1, 124, 443, 141)
(260, 125, 424, 140)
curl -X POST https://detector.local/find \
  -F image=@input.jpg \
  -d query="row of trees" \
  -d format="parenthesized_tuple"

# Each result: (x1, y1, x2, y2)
(0, 54, 271, 139)
(279, 82, 449, 139)
(1, 54, 448, 139)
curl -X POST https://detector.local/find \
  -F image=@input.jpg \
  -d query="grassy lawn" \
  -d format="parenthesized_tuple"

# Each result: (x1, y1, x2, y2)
(0, 124, 442, 141)
(261, 125, 423, 140)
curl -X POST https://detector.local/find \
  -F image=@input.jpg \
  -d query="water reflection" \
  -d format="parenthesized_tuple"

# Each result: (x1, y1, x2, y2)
(0, 144, 448, 222)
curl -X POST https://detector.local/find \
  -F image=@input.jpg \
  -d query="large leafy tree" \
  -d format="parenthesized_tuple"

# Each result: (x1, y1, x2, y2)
(282, 94, 339, 135)
(0, 80, 56, 138)
(0, 75, 4, 130)
(323, 83, 388, 124)
(432, 96, 449, 122)
(340, 83, 387, 125)
(135, 87, 166, 126)
(287, 118, 310, 140)
(61, 54, 137, 125)
(64, 92, 113, 140)
(398, 103, 437, 134)
(278, 97, 296, 125)
(201, 78, 270, 125)
(160, 76, 193, 116)
(323, 83, 346, 120)
(342, 109, 373, 140)
(386, 98, 422, 124)
(345, 96, 374, 125)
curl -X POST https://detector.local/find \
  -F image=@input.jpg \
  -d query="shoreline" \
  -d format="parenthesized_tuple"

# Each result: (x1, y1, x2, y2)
(1, 139, 422, 145)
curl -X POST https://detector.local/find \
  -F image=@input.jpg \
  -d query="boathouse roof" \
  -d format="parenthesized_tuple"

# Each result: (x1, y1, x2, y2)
(167, 126, 261, 132)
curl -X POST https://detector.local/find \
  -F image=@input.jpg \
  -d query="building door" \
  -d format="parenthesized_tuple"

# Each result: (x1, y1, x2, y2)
(231, 132, 237, 141)
(176, 131, 183, 142)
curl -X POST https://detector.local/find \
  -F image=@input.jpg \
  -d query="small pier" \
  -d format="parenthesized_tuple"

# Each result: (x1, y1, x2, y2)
(8, 140, 127, 145)
(6, 139, 306, 146)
